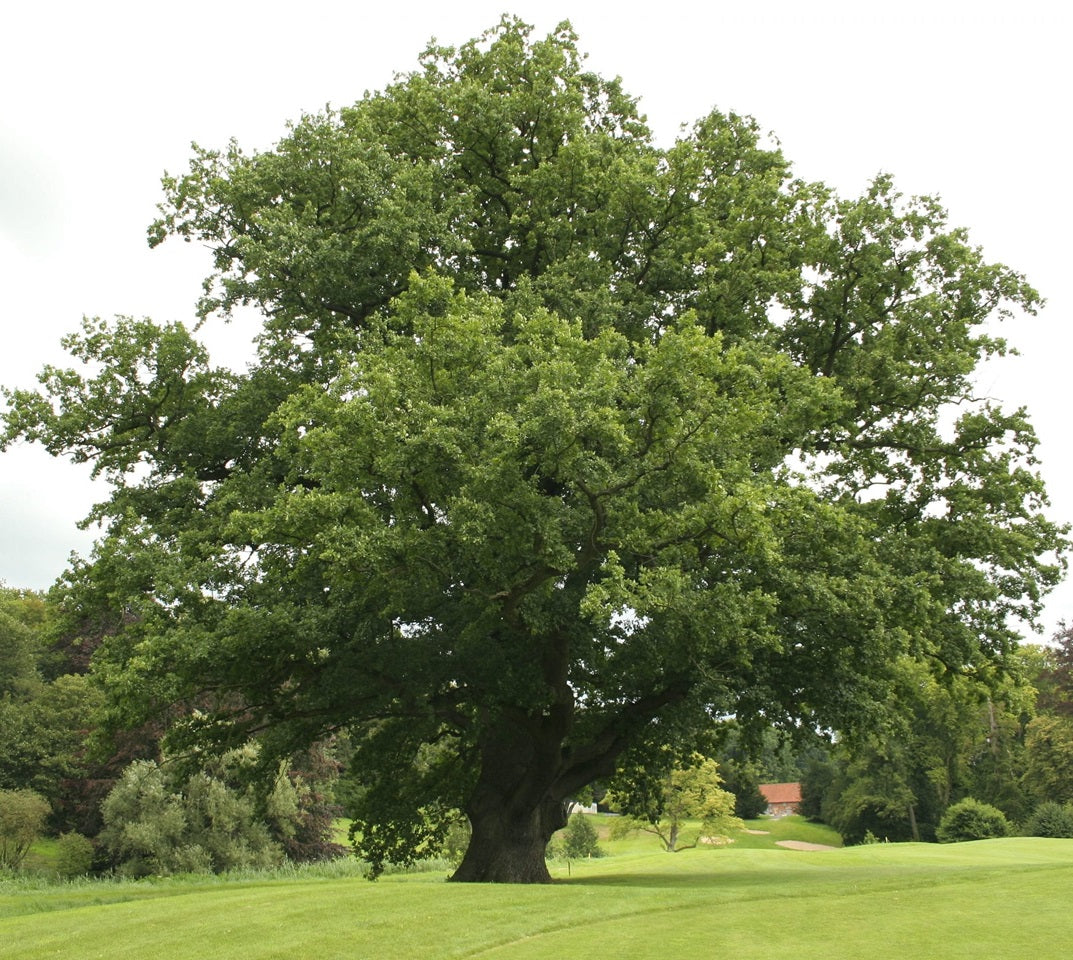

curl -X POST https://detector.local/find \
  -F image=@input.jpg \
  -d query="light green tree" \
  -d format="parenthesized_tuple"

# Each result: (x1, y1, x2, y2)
(99, 757, 284, 876)
(0, 788, 50, 869)
(611, 755, 742, 852)
(2, 18, 1064, 882)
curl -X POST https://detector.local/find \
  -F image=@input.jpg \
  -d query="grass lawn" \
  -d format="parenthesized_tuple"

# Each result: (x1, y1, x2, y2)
(2, 827, 1070, 959)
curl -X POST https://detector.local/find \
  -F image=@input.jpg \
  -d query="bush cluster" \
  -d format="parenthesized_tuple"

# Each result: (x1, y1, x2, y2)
(1023, 801, 1073, 838)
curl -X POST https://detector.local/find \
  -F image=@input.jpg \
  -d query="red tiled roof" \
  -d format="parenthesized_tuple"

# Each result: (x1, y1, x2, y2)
(759, 782, 802, 804)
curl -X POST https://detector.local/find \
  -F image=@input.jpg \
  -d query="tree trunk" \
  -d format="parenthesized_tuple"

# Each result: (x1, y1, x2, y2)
(907, 803, 920, 842)
(667, 820, 680, 852)
(448, 709, 571, 883)
(446, 674, 691, 881)
(450, 795, 566, 883)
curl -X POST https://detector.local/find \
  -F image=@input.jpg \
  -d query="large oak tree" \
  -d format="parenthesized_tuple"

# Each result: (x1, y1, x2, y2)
(2, 18, 1064, 881)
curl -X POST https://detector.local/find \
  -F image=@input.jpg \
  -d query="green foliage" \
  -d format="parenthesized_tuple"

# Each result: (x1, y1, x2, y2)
(53, 832, 95, 877)
(610, 754, 742, 851)
(0, 789, 50, 869)
(2, 17, 1065, 881)
(99, 759, 283, 876)
(439, 815, 472, 866)
(0, 673, 102, 801)
(560, 813, 602, 859)
(815, 658, 1034, 842)
(718, 760, 769, 820)
(1022, 801, 1073, 838)
(0, 609, 39, 698)
(935, 797, 1010, 843)
(1022, 715, 1073, 805)
(1027, 624, 1073, 716)
(0, 587, 106, 830)
(800, 754, 838, 822)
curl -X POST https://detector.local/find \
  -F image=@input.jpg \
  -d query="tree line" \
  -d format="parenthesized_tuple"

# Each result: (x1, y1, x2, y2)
(4, 581, 1072, 873)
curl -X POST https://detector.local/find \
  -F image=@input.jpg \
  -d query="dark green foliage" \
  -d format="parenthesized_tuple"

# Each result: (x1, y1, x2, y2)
(1023, 801, 1073, 839)
(719, 761, 769, 820)
(1022, 714, 1073, 805)
(0, 588, 105, 821)
(0, 608, 39, 697)
(441, 816, 472, 866)
(561, 812, 602, 859)
(800, 755, 838, 822)
(1032, 624, 1073, 717)
(271, 743, 346, 863)
(935, 797, 1010, 843)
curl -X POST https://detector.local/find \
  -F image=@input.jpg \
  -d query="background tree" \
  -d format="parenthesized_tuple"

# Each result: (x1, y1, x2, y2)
(610, 754, 741, 852)
(559, 812, 602, 860)
(1023, 801, 1073, 838)
(814, 659, 1032, 842)
(2, 18, 1064, 882)
(718, 760, 769, 821)
(0, 588, 104, 825)
(0, 788, 50, 869)
(1021, 715, 1073, 806)
(1026, 625, 1073, 717)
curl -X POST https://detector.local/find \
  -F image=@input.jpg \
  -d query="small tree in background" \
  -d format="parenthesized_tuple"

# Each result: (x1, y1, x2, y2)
(935, 798, 1010, 843)
(611, 755, 742, 852)
(718, 759, 769, 820)
(0, 788, 50, 869)
(53, 831, 95, 877)
(560, 812, 602, 860)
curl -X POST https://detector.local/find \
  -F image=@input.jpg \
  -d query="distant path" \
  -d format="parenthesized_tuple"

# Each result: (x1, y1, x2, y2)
(776, 840, 838, 851)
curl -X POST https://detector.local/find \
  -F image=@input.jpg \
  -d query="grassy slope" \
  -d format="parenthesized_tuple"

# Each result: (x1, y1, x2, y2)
(2, 831, 1071, 959)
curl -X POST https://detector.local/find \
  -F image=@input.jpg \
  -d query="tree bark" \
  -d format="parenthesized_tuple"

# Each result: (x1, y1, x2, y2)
(667, 820, 680, 852)
(450, 796, 566, 883)
(448, 709, 570, 883)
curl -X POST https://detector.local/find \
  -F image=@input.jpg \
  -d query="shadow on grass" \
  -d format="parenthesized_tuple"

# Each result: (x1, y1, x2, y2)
(557, 867, 810, 890)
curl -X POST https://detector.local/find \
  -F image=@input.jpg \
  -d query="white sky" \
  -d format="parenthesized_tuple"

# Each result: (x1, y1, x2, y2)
(1, 0, 1069, 638)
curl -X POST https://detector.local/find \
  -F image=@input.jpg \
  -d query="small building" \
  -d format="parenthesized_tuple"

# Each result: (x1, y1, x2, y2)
(759, 782, 802, 817)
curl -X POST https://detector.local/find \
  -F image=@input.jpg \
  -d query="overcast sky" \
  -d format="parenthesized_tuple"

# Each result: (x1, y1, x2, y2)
(1, 0, 1069, 638)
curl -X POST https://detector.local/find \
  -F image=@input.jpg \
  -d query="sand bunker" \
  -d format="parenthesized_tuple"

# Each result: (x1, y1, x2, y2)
(775, 840, 838, 851)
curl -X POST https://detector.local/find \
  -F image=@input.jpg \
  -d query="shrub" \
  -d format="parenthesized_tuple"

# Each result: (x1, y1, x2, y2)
(936, 798, 1010, 843)
(99, 760, 283, 876)
(1023, 801, 1073, 839)
(0, 788, 50, 868)
(561, 812, 602, 859)
(53, 832, 95, 877)
(441, 816, 472, 865)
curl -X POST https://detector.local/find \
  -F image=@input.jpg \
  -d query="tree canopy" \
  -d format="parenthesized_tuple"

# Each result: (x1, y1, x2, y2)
(1, 18, 1065, 882)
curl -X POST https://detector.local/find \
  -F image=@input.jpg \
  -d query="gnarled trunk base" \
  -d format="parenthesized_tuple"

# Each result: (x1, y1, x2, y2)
(449, 800, 565, 883)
